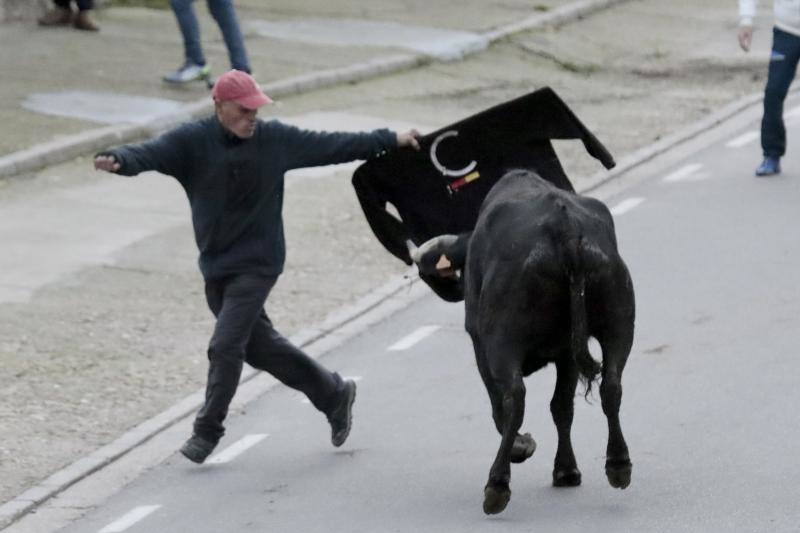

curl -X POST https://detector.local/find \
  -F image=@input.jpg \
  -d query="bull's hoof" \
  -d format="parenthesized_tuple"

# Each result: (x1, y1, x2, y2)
(552, 467, 582, 487)
(605, 459, 632, 489)
(483, 485, 511, 515)
(510, 433, 537, 464)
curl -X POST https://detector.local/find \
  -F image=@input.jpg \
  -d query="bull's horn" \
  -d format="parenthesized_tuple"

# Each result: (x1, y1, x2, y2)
(406, 239, 422, 263)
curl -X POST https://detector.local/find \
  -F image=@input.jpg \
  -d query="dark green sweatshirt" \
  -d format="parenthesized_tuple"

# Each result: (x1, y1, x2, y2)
(103, 116, 396, 280)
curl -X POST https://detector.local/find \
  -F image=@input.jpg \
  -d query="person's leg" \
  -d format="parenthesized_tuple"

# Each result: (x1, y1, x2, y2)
(72, 0, 98, 31)
(205, 0, 251, 72)
(246, 309, 343, 412)
(191, 274, 270, 446)
(39, 0, 73, 26)
(761, 28, 800, 159)
(170, 0, 206, 67)
(164, 0, 211, 83)
(244, 279, 356, 446)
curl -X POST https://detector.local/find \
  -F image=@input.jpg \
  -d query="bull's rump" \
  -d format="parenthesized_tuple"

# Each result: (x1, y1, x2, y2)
(464, 171, 629, 363)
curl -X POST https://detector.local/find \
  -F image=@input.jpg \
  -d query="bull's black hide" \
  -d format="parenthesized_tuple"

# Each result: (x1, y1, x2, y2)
(352, 87, 615, 301)
(461, 170, 634, 514)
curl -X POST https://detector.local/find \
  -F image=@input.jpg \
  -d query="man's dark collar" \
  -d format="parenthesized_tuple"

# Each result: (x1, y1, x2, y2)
(214, 115, 248, 145)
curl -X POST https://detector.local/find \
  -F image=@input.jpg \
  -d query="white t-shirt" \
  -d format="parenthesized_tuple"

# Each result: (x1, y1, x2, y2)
(740, 0, 800, 36)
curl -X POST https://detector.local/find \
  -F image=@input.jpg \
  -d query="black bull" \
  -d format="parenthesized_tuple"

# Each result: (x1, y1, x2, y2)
(411, 170, 635, 514)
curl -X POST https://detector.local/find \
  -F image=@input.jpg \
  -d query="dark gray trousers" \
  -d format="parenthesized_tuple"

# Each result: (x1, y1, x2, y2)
(194, 273, 343, 442)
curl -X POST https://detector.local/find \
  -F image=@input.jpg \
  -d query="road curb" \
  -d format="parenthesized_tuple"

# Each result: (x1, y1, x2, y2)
(0, 0, 631, 180)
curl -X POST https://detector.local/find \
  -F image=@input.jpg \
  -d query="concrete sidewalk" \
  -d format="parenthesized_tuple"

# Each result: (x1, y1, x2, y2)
(0, 0, 620, 178)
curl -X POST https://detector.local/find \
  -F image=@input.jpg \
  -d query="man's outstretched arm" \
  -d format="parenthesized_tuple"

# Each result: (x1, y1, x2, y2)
(396, 129, 421, 151)
(93, 126, 191, 178)
(93, 154, 121, 173)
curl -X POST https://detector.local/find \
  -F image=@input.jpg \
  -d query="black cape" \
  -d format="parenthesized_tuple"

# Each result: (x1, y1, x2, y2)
(352, 87, 615, 297)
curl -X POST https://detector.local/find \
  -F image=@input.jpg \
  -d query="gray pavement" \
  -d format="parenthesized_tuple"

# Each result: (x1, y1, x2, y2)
(0, 0, 789, 528)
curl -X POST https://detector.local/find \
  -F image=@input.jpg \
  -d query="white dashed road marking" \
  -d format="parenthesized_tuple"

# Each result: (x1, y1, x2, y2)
(387, 325, 441, 351)
(726, 130, 759, 148)
(662, 163, 704, 183)
(206, 434, 268, 465)
(98, 505, 161, 533)
(610, 197, 645, 216)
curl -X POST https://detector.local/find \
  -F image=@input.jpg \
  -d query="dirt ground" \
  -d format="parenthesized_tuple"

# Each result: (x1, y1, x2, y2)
(0, 0, 772, 506)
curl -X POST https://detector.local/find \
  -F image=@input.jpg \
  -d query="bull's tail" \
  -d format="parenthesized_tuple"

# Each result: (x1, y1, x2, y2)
(561, 206, 601, 393)
(568, 265, 601, 392)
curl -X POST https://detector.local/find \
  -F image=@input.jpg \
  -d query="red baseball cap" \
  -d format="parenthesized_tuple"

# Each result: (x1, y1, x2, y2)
(212, 70, 273, 109)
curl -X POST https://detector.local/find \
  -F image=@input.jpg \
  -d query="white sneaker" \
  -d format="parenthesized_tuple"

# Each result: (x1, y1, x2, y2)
(163, 63, 210, 84)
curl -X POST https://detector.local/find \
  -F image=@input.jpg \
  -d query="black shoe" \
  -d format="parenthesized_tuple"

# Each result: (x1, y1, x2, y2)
(755, 156, 781, 176)
(327, 380, 357, 447)
(180, 434, 217, 463)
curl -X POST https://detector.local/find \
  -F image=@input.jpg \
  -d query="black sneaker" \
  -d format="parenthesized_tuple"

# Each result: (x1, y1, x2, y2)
(180, 434, 217, 464)
(327, 380, 357, 447)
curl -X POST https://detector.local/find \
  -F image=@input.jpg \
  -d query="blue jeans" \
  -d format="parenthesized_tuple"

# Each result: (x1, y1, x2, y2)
(762, 27, 800, 158)
(170, 0, 251, 72)
(54, 0, 93, 10)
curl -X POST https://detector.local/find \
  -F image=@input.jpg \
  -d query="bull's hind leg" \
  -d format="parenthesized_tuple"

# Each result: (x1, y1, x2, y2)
(482, 364, 526, 515)
(600, 338, 633, 489)
(551, 358, 582, 487)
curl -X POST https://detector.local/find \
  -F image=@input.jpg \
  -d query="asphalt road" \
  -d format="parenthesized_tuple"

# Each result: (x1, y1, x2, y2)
(1, 0, 774, 516)
(45, 107, 800, 532)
